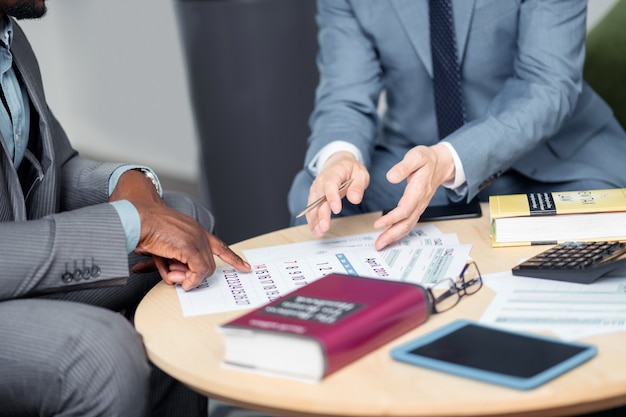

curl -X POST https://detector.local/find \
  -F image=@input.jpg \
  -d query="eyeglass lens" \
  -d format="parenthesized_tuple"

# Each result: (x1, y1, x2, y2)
(431, 262, 482, 313)
(430, 279, 459, 313)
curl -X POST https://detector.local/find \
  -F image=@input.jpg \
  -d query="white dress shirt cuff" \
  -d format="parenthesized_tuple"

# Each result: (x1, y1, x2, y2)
(307, 141, 364, 176)
(440, 141, 467, 192)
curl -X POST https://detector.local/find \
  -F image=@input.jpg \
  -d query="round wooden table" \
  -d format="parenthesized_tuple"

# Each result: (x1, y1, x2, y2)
(135, 204, 626, 416)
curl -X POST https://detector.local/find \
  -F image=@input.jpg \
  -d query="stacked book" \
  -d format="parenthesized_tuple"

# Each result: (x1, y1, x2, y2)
(489, 188, 626, 247)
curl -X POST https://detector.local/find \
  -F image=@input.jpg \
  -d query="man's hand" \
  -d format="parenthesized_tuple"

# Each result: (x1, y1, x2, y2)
(373, 143, 455, 250)
(305, 151, 369, 237)
(110, 170, 250, 290)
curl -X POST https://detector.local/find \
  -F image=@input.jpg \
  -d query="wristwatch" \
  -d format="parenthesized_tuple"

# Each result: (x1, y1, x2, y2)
(133, 167, 163, 197)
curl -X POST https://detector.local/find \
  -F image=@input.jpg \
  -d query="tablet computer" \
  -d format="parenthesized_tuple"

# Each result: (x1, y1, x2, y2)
(390, 320, 596, 390)
(419, 198, 482, 222)
(383, 199, 482, 221)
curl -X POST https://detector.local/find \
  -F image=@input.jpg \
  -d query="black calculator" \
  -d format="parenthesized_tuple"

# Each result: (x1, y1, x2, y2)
(512, 241, 626, 284)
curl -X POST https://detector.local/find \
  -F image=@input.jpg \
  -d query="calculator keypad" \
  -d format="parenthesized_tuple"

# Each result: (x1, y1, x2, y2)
(512, 241, 626, 284)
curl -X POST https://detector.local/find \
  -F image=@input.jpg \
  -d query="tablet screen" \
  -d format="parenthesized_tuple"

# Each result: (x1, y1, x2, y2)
(408, 323, 587, 378)
(391, 320, 597, 389)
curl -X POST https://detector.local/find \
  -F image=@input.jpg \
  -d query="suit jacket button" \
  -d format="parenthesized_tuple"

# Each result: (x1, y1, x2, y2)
(479, 171, 504, 191)
(91, 265, 101, 278)
(62, 272, 73, 283)
(73, 269, 83, 281)
(479, 178, 494, 191)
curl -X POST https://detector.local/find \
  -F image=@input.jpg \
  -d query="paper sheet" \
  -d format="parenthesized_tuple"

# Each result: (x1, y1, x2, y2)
(481, 271, 626, 340)
(242, 226, 459, 262)
(176, 226, 471, 316)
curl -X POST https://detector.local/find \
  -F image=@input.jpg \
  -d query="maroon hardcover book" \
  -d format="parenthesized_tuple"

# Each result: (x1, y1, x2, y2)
(219, 273, 431, 382)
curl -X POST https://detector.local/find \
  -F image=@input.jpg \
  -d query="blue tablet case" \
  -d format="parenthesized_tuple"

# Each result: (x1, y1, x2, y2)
(390, 319, 597, 390)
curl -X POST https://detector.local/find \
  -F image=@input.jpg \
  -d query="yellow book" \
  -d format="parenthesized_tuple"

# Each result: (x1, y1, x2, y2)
(489, 188, 626, 247)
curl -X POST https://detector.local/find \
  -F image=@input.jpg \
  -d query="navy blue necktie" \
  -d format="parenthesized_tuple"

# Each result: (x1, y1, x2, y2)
(429, 0, 465, 139)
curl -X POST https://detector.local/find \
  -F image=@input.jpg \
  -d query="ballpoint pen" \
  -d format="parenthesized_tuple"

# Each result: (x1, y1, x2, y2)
(295, 178, 353, 218)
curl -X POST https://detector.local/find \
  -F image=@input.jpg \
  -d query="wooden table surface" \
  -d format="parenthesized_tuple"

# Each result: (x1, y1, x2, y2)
(135, 204, 626, 417)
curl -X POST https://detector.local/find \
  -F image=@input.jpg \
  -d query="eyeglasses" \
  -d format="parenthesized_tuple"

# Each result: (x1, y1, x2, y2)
(427, 261, 483, 314)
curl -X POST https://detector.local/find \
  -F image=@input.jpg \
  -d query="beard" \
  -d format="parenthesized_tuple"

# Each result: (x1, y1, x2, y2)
(7, 0, 47, 19)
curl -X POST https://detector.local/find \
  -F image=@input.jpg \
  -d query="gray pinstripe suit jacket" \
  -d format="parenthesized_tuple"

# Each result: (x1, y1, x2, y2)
(0, 19, 135, 301)
(0, 19, 213, 417)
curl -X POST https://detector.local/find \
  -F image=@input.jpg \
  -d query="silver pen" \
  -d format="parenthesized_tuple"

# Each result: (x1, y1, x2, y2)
(295, 178, 353, 218)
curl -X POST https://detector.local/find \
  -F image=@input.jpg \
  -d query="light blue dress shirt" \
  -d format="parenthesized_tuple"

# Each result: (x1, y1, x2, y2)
(0, 16, 29, 170)
(0, 16, 161, 253)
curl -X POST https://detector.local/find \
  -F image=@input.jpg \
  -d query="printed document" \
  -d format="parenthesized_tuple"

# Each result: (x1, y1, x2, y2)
(176, 226, 471, 316)
(481, 270, 626, 340)
(242, 226, 459, 262)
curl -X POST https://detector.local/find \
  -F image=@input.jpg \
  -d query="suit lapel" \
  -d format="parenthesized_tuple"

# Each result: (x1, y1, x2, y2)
(390, 0, 431, 75)
(0, 128, 23, 220)
(453, 0, 476, 66)
(8, 19, 56, 218)
(389, 0, 476, 78)
(11, 29, 52, 176)
(0, 29, 26, 219)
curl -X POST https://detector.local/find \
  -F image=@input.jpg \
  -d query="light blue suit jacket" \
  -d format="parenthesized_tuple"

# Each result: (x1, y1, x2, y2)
(303, 0, 626, 201)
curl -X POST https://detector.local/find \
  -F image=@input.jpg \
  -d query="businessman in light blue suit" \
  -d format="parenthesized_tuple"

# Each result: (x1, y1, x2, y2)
(289, 0, 626, 250)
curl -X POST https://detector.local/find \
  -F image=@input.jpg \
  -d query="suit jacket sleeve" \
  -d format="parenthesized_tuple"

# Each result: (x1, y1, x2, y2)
(448, 0, 587, 197)
(304, 0, 384, 170)
(0, 203, 130, 301)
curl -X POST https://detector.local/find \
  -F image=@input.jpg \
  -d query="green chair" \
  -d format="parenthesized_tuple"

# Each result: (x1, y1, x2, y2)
(584, 0, 626, 129)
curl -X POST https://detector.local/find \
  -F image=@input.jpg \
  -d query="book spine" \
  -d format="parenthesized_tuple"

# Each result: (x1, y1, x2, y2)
(490, 188, 626, 220)
(526, 192, 557, 216)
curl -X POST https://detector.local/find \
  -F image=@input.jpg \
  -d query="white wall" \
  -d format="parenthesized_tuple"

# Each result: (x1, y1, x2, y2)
(16, 0, 618, 183)
(19, 0, 199, 181)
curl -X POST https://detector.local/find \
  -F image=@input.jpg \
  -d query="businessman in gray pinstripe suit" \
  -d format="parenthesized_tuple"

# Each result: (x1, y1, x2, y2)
(0, 0, 252, 415)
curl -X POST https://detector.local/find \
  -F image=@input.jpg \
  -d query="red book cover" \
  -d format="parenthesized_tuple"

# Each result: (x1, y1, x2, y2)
(219, 273, 431, 382)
